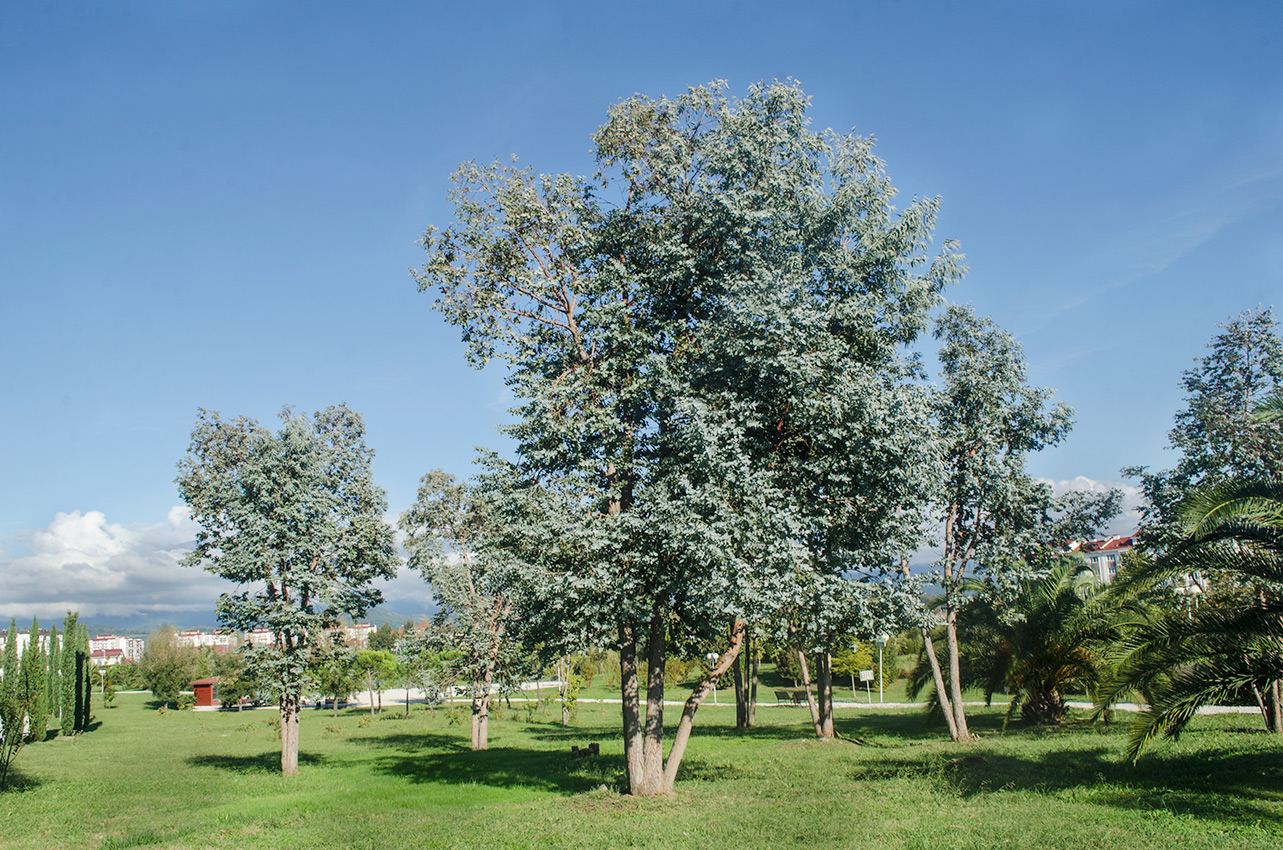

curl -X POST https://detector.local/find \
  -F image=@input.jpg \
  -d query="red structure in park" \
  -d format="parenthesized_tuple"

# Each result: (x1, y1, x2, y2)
(189, 677, 220, 708)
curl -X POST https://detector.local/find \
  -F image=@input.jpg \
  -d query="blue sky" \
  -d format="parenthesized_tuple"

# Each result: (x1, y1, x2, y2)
(2, 1, 1280, 624)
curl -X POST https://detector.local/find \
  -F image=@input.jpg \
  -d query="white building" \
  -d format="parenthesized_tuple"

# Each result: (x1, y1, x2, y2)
(89, 634, 145, 665)
(175, 630, 235, 651)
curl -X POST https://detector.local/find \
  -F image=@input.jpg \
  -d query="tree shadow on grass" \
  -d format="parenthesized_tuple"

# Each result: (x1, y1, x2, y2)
(0, 767, 42, 793)
(848, 741, 1283, 828)
(186, 751, 327, 774)
(350, 729, 622, 793)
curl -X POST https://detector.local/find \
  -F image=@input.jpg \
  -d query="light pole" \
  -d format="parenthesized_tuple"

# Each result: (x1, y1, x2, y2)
(706, 652, 719, 703)
(875, 633, 889, 704)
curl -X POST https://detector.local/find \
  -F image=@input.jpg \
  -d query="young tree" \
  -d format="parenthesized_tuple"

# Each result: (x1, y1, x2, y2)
(45, 626, 58, 730)
(59, 612, 78, 736)
(177, 404, 398, 775)
(354, 649, 397, 715)
(914, 306, 1116, 742)
(138, 626, 198, 709)
(368, 623, 396, 652)
(417, 82, 959, 791)
(77, 623, 91, 731)
(308, 632, 357, 717)
(400, 468, 522, 750)
(20, 618, 48, 742)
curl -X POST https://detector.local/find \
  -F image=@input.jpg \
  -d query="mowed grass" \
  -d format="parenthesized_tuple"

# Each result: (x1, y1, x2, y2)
(3, 692, 1282, 850)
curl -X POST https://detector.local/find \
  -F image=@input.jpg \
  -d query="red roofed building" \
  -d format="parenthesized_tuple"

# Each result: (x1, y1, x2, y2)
(1067, 533, 1138, 583)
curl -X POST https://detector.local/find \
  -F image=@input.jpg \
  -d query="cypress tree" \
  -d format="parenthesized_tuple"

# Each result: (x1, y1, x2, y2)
(0, 621, 23, 788)
(60, 612, 77, 736)
(46, 626, 58, 731)
(21, 618, 48, 742)
(78, 624, 91, 731)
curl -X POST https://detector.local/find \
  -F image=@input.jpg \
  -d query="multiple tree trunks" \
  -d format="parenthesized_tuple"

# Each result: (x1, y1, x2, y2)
(733, 632, 759, 730)
(619, 618, 746, 796)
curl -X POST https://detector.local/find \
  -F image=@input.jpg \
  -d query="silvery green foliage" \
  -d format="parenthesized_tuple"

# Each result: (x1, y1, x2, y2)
(398, 465, 525, 701)
(930, 305, 1077, 602)
(418, 81, 963, 785)
(418, 81, 959, 648)
(177, 405, 398, 710)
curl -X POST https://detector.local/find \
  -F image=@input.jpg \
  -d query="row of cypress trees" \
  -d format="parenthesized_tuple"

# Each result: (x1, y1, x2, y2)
(0, 611, 95, 782)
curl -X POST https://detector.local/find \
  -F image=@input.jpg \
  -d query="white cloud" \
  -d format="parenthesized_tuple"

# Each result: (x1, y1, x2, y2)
(0, 508, 222, 622)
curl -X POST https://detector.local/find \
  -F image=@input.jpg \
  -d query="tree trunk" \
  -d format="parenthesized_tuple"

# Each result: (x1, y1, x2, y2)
(471, 692, 490, 750)
(661, 621, 744, 792)
(638, 609, 666, 796)
(367, 672, 375, 716)
(920, 626, 960, 741)
(796, 648, 828, 739)
(280, 691, 300, 776)
(748, 638, 758, 727)
(1268, 679, 1283, 735)
(944, 607, 971, 741)
(733, 638, 746, 729)
(620, 624, 645, 794)
(818, 651, 834, 739)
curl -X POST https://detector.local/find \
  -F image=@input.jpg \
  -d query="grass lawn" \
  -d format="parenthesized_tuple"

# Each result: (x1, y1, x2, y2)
(3, 692, 1281, 849)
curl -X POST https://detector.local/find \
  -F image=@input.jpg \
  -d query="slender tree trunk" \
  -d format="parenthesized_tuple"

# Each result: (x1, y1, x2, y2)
(280, 691, 300, 776)
(661, 621, 744, 792)
(797, 648, 827, 738)
(620, 624, 645, 794)
(638, 608, 666, 796)
(1269, 680, 1283, 735)
(944, 607, 971, 741)
(748, 639, 758, 727)
(733, 639, 746, 729)
(367, 672, 375, 716)
(921, 626, 960, 741)
(819, 651, 834, 739)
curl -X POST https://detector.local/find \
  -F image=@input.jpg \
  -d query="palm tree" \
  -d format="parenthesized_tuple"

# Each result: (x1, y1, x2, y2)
(909, 557, 1111, 727)
(1095, 476, 1283, 760)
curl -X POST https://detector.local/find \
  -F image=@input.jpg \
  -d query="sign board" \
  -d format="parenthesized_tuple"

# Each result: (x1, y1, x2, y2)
(859, 669, 874, 682)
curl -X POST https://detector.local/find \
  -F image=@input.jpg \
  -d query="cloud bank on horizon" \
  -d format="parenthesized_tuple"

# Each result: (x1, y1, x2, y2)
(0, 508, 435, 625)
(0, 475, 1141, 623)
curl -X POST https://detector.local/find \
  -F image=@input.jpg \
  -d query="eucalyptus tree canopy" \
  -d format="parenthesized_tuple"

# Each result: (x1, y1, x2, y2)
(416, 81, 961, 794)
(1125, 307, 1283, 548)
(177, 404, 397, 776)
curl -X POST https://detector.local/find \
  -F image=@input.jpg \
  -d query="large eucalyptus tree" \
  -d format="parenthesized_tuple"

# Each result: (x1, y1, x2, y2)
(177, 404, 397, 776)
(416, 81, 960, 793)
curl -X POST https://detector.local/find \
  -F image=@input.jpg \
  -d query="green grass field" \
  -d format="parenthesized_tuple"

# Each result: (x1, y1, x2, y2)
(4, 692, 1281, 850)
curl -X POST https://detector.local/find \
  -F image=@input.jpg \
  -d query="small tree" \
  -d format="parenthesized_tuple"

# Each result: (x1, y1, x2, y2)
(308, 632, 357, 717)
(59, 612, 77, 736)
(138, 626, 197, 709)
(354, 649, 397, 715)
(178, 404, 398, 775)
(400, 467, 522, 750)
(44, 626, 58, 731)
(915, 306, 1117, 742)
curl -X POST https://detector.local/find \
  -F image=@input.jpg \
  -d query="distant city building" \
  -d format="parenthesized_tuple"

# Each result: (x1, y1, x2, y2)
(89, 634, 145, 666)
(1, 628, 52, 658)
(247, 628, 275, 648)
(1067, 533, 1139, 583)
(344, 623, 375, 647)
(175, 630, 235, 651)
